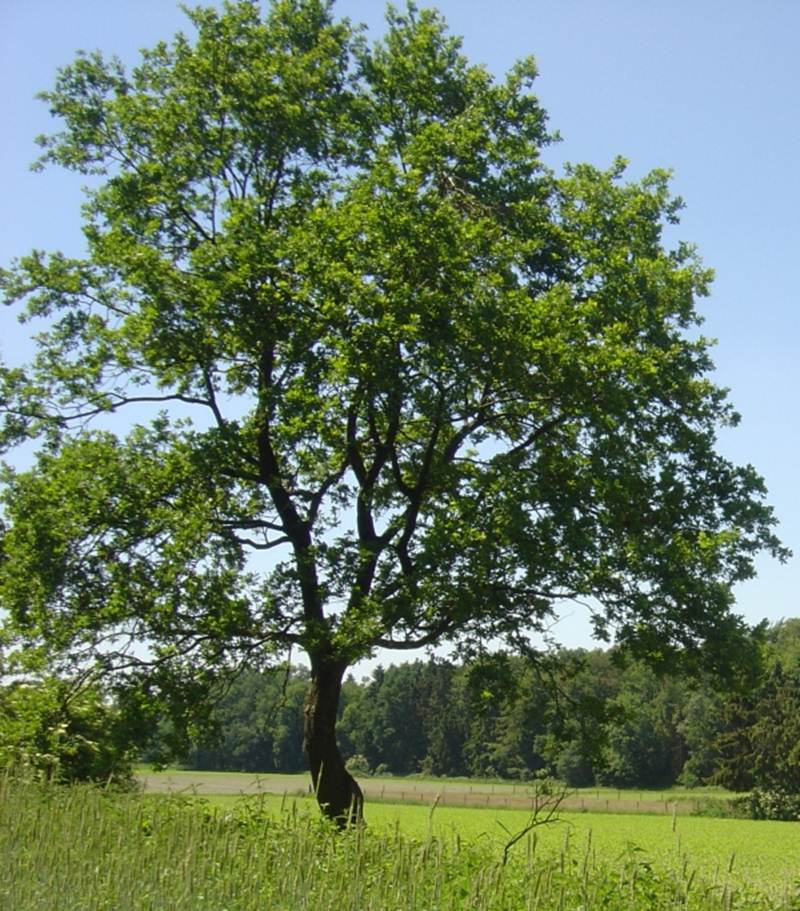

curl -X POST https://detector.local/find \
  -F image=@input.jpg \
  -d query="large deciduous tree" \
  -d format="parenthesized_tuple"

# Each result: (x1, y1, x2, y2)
(0, 0, 786, 821)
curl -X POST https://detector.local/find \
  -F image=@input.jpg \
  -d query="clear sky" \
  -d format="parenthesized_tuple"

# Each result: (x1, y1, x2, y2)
(2, 0, 798, 660)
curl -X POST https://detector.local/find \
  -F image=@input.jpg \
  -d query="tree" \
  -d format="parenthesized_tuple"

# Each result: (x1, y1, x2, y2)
(0, 0, 786, 822)
(599, 661, 684, 789)
(765, 618, 800, 671)
(715, 663, 800, 796)
(355, 662, 430, 775)
(677, 685, 725, 786)
(535, 649, 621, 786)
(338, 659, 470, 776)
(419, 661, 469, 777)
(179, 666, 309, 772)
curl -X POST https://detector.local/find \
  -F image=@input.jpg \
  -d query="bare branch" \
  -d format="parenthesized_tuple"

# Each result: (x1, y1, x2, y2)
(501, 782, 569, 866)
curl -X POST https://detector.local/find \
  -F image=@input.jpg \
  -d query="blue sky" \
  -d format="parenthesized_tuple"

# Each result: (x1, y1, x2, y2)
(2, 0, 798, 654)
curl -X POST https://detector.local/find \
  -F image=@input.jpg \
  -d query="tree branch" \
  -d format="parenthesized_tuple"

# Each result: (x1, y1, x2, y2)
(256, 344, 324, 627)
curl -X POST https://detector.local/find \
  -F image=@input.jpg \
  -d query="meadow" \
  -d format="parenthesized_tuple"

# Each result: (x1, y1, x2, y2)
(3, 771, 800, 910)
(138, 769, 800, 900)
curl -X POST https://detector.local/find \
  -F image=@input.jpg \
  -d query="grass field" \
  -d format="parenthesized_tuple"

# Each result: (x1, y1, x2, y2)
(134, 769, 800, 902)
(6, 773, 800, 910)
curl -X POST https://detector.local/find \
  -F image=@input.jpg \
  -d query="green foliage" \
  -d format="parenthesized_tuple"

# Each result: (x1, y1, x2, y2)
(677, 689, 725, 787)
(731, 788, 800, 822)
(715, 663, 800, 794)
(532, 649, 620, 786)
(0, 0, 787, 794)
(171, 666, 309, 772)
(599, 662, 685, 789)
(139, 620, 800, 793)
(766, 618, 800, 670)
(339, 660, 469, 776)
(344, 753, 371, 776)
(0, 677, 133, 782)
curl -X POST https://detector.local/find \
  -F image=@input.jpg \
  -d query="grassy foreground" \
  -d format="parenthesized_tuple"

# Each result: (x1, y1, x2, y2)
(3, 775, 799, 910)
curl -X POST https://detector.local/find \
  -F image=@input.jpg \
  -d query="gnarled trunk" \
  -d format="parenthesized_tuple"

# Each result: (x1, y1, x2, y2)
(303, 656, 363, 826)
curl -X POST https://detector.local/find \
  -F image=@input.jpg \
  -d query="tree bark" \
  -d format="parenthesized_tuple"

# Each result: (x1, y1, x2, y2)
(304, 655, 364, 826)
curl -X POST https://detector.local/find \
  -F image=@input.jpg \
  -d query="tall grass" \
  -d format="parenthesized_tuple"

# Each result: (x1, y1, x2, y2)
(1, 775, 796, 910)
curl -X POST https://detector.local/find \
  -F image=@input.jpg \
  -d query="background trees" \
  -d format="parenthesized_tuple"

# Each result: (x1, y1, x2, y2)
(0, 0, 786, 818)
(715, 664, 800, 796)
(598, 663, 684, 789)
(0, 616, 779, 792)
(127, 622, 799, 798)
(176, 667, 308, 772)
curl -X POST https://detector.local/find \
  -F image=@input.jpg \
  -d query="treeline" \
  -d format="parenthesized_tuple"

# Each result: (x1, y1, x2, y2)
(172, 620, 800, 794)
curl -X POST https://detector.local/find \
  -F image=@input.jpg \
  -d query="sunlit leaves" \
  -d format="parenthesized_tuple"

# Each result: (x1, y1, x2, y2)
(0, 0, 787, 699)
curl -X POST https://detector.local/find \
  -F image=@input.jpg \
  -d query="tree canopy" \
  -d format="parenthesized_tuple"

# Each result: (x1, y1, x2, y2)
(0, 0, 787, 819)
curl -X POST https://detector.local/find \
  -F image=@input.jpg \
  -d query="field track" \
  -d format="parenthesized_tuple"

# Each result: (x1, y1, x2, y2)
(138, 770, 704, 815)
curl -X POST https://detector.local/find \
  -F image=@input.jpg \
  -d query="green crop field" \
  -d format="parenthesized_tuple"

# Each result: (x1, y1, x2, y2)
(368, 801, 800, 895)
(132, 769, 800, 905)
(194, 791, 800, 899)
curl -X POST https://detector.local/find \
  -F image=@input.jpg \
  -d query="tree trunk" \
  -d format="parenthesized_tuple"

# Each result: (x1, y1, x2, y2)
(304, 656, 364, 826)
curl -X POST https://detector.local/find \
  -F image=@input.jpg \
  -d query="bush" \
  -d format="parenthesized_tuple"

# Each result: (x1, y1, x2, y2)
(0, 678, 133, 783)
(731, 787, 800, 821)
(345, 753, 371, 776)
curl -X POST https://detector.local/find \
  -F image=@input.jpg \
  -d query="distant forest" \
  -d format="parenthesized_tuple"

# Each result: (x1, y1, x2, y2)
(157, 619, 800, 794)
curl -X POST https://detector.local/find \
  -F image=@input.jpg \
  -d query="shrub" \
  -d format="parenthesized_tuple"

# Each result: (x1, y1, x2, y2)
(0, 678, 133, 783)
(345, 753, 371, 776)
(732, 787, 800, 821)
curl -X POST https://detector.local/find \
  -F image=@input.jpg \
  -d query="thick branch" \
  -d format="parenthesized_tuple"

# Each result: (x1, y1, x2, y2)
(345, 396, 405, 605)
(257, 345, 323, 627)
(201, 368, 227, 429)
(373, 619, 455, 651)
(227, 533, 292, 550)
